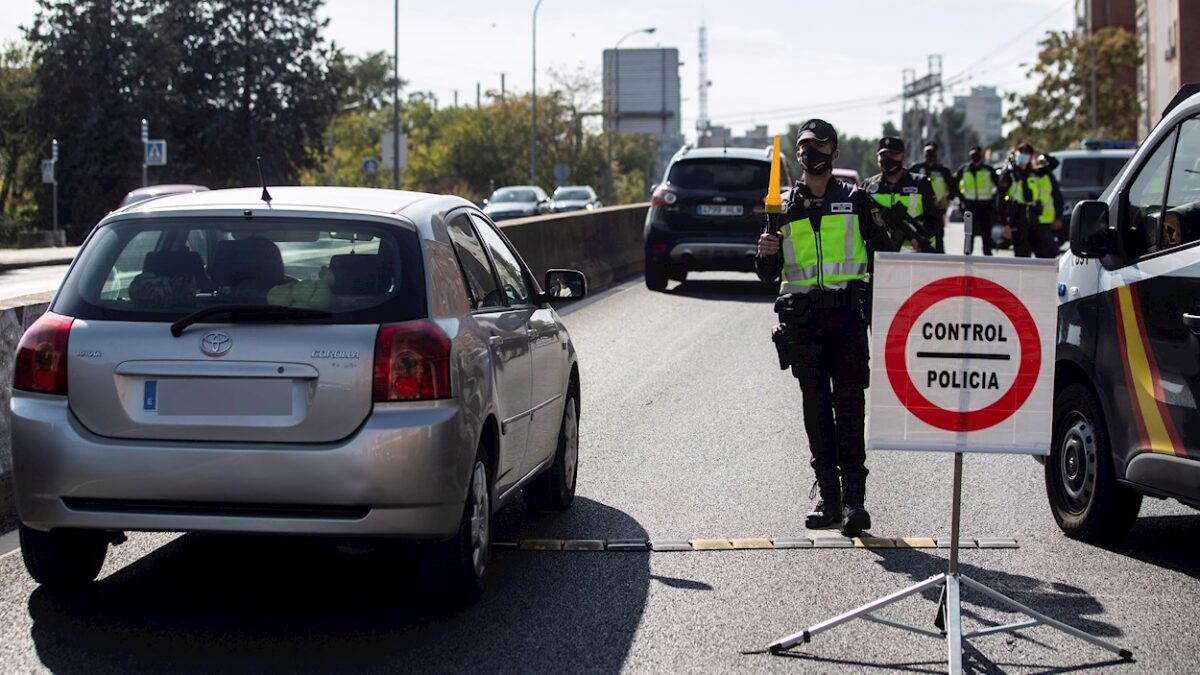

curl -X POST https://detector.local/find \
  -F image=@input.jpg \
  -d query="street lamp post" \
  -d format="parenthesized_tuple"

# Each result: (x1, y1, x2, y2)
(531, 0, 545, 186)
(392, 0, 401, 189)
(607, 27, 655, 203)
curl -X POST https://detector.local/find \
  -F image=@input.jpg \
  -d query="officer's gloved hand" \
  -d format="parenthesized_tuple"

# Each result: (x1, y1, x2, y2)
(758, 233, 781, 257)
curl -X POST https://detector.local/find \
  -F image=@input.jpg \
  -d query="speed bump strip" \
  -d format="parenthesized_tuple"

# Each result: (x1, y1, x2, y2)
(730, 538, 773, 549)
(562, 540, 605, 551)
(502, 537, 1017, 552)
(690, 539, 734, 550)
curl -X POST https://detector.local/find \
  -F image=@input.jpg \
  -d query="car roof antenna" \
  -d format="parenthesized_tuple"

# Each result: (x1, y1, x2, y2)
(256, 156, 273, 204)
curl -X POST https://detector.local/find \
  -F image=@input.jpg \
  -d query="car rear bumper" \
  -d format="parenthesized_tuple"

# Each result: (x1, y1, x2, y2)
(11, 393, 471, 539)
(667, 242, 758, 270)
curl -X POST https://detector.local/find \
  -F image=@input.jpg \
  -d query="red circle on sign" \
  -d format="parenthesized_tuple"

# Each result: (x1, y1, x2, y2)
(884, 275, 1041, 432)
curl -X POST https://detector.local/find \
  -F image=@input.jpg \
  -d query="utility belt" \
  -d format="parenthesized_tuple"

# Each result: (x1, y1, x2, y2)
(771, 282, 869, 370)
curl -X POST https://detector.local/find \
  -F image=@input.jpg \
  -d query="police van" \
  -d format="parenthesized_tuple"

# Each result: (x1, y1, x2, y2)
(1053, 84, 1200, 542)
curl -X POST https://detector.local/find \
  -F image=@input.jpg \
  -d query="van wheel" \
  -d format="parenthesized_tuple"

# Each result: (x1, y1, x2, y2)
(19, 524, 108, 588)
(645, 263, 668, 292)
(1045, 383, 1142, 542)
(425, 446, 491, 603)
(524, 389, 579, 510)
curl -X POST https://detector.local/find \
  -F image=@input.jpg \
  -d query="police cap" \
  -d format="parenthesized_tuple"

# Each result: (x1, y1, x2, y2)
(878, 136, 905, 153)
(797, 119, 838, 149)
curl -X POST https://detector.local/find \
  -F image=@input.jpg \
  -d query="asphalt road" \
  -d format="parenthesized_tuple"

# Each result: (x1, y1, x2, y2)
(2, 249, 1196, 673)
(0, 264, 69, 303)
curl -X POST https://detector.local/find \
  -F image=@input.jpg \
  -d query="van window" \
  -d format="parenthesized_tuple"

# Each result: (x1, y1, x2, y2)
(1160, 118, 1200, 251)
(1125, 132, 1176, 257)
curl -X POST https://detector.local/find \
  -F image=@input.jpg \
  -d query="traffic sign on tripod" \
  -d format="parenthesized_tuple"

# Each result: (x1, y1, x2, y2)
(145, 140, 168, 166)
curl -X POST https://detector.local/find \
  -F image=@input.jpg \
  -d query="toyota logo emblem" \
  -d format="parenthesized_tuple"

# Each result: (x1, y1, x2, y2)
(200, 331, 232, 357)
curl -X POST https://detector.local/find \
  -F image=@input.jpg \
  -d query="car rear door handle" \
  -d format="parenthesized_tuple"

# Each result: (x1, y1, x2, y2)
(1183, 313, 1200, 333)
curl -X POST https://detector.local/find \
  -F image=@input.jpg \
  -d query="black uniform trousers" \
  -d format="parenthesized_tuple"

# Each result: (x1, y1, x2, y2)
(779, 305, 870, 484)
(963, 200, 993, 256)
(1010, 206, 1056, 258)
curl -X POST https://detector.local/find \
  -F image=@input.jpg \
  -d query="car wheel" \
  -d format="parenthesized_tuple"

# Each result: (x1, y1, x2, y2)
(425, 446, 491, 603)
(1045, 383, 1142, 542)
(524, 388, 580, 510)
(669, 266, 688, 283)
(645, 263, 668, 292)
(19, 524, 108, 588)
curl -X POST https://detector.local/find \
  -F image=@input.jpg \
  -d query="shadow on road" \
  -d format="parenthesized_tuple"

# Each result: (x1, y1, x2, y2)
(27, 497, 650, 674)
(1100, 513, 1200, 580)
(667, 278, 776, 302)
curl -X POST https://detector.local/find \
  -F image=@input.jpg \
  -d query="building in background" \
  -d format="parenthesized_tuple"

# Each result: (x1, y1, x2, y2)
(953, 86, 1003, 145)
(1135, 0, 1200, 138)
(696, 124, 771, 149)
(602, 47, 683, 178)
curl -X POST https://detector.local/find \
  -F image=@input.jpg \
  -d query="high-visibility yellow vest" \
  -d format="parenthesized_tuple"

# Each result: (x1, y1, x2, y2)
(960, 168, 995, 201)
(1008, 175, 1039, 205)
(927, 173, 948, 202)
(1036, 174, 1056, 224)
(779, 213, 868, 292)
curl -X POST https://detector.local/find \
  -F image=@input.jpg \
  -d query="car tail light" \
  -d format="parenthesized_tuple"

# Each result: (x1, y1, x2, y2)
(13, 311, 74, 395)
(373, 320, 452, 402)
(651, 187, 677, 208)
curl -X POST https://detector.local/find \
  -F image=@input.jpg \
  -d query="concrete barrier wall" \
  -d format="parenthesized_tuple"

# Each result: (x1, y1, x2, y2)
(0, 205, 649, 531)
(499, 203, 648, 292)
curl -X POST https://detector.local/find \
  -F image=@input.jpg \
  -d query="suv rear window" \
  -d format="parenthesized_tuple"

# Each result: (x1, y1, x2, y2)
(667, 159, 770, 191)
(54, 218, 426, 323)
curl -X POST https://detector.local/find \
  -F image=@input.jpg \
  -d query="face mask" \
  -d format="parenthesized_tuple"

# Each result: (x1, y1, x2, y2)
(925, 154, 937, 165)
(969, 152, 982, 163)
(800, 147, 833, 175)
(1015, 153, 1031, 167)
(880, 156, 903, 174)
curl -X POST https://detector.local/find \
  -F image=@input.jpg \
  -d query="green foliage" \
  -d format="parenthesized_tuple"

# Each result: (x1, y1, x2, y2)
(0, 41, 39, 225)
(1006, 27, 1140, 152)
(25, 0, 340, 227)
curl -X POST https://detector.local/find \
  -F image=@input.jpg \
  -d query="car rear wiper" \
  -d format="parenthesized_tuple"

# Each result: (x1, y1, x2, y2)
(170, 305, 333, 337)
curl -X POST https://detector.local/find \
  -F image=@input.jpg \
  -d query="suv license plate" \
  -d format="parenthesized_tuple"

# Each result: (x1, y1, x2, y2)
(697, 204, 743, 216)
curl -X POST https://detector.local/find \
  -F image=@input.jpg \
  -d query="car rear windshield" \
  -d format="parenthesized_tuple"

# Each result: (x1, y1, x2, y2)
(667, 159, 771, 191)
(53, 217, 426, 323)
(1058, 156, 1131, 189)
(554, 189, 592, 201)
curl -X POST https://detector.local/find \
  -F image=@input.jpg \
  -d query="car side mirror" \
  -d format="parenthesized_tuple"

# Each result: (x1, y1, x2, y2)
(1070, 200, 1111, 258)
(543, 269, 587, 301)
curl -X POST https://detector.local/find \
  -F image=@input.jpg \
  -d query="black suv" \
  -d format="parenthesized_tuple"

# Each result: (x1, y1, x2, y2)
(644, 146, 780, 291)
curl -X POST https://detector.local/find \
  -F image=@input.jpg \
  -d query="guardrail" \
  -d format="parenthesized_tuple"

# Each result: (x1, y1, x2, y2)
(0, 204, 649, 532)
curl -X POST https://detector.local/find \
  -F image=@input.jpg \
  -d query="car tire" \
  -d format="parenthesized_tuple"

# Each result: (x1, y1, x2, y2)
(425, 446, 491, 603)
(645, 263, 668, 292)
(524, 387, 580, 511)
(1045, 383, 1142, 542)
(668, 267, 688, 283)
(19, 524, 108, 588)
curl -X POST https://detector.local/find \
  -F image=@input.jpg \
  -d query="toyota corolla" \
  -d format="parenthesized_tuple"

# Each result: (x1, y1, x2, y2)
(11, 186, 587, 601)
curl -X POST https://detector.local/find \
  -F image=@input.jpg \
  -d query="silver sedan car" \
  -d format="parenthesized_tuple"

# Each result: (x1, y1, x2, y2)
(11, 186, 586, 600)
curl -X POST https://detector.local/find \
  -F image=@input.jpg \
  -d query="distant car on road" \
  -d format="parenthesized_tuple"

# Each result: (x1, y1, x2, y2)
(1051, 148, 1134, 220)
(482, 185, 551, 221)
(117, 184, 209, 209)
(11, 186, 587, 601)
(644, 145, 783, 291)
(550, 185, 601, 213)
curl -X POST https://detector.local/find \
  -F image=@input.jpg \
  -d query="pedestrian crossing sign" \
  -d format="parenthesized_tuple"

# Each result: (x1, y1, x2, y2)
(145, 140, 167, 166)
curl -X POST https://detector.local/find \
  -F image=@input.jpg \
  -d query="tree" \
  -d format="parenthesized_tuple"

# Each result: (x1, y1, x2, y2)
(1005, 27, 1140, 151)
(25, 0, 341, 227)
(0, 41, 38, 228)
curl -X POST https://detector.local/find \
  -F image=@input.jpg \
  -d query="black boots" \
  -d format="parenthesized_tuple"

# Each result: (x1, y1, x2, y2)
(841, 475, 871, 536)
(805, 479, 842, 529)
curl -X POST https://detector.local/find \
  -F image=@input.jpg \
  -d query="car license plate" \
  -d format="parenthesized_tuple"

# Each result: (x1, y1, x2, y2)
(697, 204, 743, 216)
(154, 378, 293, 416)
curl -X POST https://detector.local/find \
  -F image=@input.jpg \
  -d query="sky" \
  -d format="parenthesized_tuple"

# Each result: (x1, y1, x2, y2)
(1, 0, 1077, 142)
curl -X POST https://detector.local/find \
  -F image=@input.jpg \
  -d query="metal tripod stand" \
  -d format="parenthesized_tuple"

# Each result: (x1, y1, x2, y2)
(766, 453, 1134, 673)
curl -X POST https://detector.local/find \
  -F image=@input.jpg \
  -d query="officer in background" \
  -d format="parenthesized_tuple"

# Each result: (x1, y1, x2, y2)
(954, 145, 998, 255)
(997, 142, 1055, 257)
(756, 119, 905, 536)
(862, 137, 941, 252)
(908, 142, 957, 253)
(1034, 152, 1066, 250)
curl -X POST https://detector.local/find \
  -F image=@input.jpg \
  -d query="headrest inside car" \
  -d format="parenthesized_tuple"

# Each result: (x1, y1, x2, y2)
(208, 238, 285, 288)
(330, 253, 387, 295)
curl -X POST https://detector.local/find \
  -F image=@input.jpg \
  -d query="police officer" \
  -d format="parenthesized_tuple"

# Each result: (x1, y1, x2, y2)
(909, 142, 957, 253)
(997, 142, 1055, 258)
(756, 119, 904, 536)
(954, 145, 998, 255)
(1034, 152, 1065, 250)
(863, 137, 941, 252)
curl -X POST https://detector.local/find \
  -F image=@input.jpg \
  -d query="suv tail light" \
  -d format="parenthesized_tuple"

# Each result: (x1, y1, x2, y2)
(13, 311, 74, 395)
(373, 320, 452, 402)
(651, 187, 677, 208)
